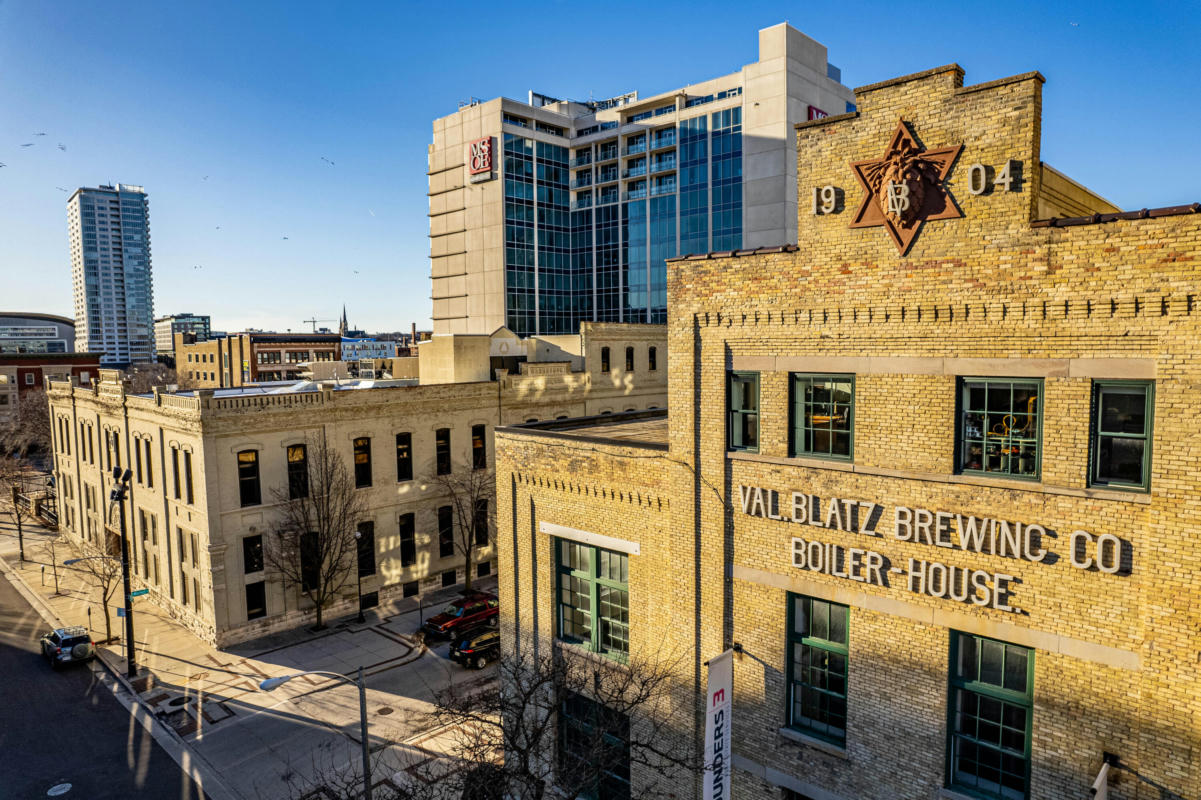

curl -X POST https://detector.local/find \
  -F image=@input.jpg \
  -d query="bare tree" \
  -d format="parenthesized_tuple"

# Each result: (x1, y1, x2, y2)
(76, 552, 122, 644)
(0, 386, 52, 458)
(46, 531, 64, 595)
(430, 636, 697, 800)
(431, 468, 493, 595)
(0, 454, 34, 562)
(264, 438, 366, 630)
(123, 363, 179, 394)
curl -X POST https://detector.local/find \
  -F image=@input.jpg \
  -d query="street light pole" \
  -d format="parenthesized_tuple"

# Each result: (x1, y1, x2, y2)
(357, 665, 370, 800)
(108, 467, 137, 679)
(260, 669, 372, 800)
(354, 529, 365, 624)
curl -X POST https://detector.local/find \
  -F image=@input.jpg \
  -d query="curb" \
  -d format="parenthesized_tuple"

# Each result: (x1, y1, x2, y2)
(0, 554, 243, 800)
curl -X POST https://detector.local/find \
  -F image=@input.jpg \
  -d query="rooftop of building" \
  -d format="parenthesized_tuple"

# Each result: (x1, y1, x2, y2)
(441, 22, 847, 127)
(0, 352, 101, 363)
(157, 377, 419, 399)
(500, 409, 668, 450)
(0, 311, 74, 326)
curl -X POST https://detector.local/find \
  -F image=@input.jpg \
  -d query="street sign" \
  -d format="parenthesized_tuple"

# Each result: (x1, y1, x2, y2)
(117, 607, 127, 617)
(129, 589, 149, 598)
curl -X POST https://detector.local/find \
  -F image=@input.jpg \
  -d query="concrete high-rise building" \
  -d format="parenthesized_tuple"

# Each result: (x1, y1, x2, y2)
(67, 184, 154, 365)
(428, 23, 854, 336)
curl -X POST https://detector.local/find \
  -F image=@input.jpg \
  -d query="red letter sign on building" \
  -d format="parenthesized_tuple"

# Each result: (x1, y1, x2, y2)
(704, 649, 733, 800)
(808, 105, 828, 121)
(468, 136, 493, 175)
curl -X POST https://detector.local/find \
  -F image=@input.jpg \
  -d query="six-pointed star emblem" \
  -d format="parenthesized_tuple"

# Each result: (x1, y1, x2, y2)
(849, 119, 964, 254)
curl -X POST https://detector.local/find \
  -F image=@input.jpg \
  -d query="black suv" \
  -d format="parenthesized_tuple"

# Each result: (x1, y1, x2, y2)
(40, 627, 95, 669)
(449, 627, 500, 669)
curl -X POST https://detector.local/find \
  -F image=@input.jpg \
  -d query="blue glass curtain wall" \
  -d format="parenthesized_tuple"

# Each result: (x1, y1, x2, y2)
(504, 134, 536, 334)
(503, 106, 742, 333)
(622, 200, 647, 320)
(711, 108, 743, 251)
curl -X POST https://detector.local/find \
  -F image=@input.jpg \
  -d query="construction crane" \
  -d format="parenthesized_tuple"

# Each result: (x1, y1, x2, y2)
(302, 317, 336, 333)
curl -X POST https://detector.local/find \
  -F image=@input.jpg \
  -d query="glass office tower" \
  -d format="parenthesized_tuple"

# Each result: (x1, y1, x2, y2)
(502, 102, 741, 331)
(429, 23, 854, 336)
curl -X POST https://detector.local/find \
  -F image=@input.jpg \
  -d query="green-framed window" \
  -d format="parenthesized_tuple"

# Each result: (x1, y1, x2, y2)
(948, 632, 1033, 800)
(1090, 380, 1153, 491)
(786, 594, 848, 745)
(556, 539, 629, 659)
(557, 690, 630, 800)
(790, 374, 854, 459)
(958, 378, 1042, 479)
(728, 371, 759, 452)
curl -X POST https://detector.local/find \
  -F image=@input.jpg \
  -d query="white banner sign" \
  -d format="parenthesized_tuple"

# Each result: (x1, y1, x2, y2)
(704, 649, 733, 800)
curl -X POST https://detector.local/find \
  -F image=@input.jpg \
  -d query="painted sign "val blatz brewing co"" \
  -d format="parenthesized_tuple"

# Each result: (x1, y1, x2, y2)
(739, 485, 1127, 614)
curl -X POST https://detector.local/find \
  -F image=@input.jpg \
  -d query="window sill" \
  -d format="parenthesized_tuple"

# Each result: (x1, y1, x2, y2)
(776, 726, 848, 759)
(937, 788, 981, 800)
(727, 452, 1152, 504)
(553, 638, 629, 666)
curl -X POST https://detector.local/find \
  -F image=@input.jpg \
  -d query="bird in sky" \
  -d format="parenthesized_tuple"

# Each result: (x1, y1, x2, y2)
(215, 225, 221, 230)
(320, 157, 334, 166)
(202, 175, 209, 180)
(368, 209, 376, 217)
(0, 163, 6, 168)
(353, 270, 360, 274)
(33, 132, 46, 136)
(193, 265, 203, 269)
(56, 187, 68, 192)
(57, 144, 66, 151)
(282, 236, 289, 240)
(1070, 21, 1079, 26)
(20, 143, 34, 147)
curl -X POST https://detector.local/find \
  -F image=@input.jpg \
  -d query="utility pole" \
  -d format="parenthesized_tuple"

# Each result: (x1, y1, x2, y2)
(108, 467, 137, 678)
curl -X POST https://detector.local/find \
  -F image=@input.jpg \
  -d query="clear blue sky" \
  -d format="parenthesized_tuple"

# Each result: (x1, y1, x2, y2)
(0, 0, 1196, 334)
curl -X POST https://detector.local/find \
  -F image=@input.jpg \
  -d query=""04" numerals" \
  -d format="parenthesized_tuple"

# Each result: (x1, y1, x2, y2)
(967, 160, 1020, 195)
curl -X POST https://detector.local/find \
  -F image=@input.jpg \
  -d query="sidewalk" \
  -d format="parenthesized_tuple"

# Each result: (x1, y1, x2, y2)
(0, 511, 498, 799)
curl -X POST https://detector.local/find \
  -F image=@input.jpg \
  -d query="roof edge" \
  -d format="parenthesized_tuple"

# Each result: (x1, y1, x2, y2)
(854, 64, 964, 95)
(795, 111, 859, 131)
(0, 311, 74, 326)
(955, 70, 1046, 96)
(667, 243, 800, 264)
(1031, 203, 1200, 229)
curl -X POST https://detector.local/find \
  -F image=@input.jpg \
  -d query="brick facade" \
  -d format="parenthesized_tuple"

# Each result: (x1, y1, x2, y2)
(495, 64, 1201, 800)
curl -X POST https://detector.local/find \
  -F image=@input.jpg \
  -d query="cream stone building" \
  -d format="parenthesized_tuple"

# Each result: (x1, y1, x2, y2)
(495, 65, 1201, 800)
(47, 323, 665, 646)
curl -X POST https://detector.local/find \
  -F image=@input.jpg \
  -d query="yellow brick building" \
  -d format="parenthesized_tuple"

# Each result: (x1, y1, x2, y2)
(495, 64, 1201, 800)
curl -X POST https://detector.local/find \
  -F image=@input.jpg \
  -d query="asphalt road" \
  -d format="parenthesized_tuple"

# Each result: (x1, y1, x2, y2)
(0, 571, 206, 800)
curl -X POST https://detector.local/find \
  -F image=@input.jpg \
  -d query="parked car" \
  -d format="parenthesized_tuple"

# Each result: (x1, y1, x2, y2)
(422, 593, 498, 639)
(39, 626, 94, 669)
(449, 627, 500, 669)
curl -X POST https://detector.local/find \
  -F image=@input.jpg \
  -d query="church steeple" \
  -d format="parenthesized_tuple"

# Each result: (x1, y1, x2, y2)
(339, 304, 348, 337)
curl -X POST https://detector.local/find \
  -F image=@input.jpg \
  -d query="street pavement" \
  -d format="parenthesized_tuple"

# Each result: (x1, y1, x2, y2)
(0, 570, 206, 799)
(0, 510, 497, 799)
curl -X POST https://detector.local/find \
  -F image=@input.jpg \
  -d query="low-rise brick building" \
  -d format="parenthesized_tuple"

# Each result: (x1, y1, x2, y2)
(495, 65, 1201, 800)
(176, 331, 342, 387)
(47, 322, 665, 645)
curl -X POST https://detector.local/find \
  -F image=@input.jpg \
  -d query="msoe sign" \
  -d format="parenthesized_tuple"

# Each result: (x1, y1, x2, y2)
(704, 650, 733, 800)
(467, 136, 494, 182)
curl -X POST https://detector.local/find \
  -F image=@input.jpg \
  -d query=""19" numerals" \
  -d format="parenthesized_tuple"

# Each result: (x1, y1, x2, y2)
(812, 185, 837, 214)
